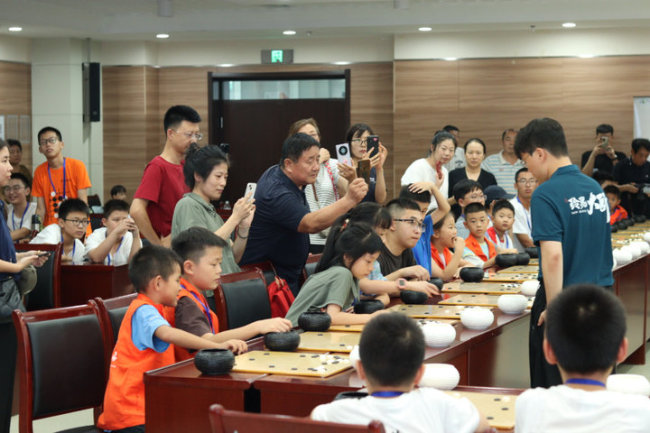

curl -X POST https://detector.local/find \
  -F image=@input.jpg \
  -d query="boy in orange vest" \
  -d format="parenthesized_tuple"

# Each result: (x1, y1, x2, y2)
(167, 227, 292, 361)
(463, 202, 498, 269)
(604, 185, 628, 225)
(97, 245, 247, 433)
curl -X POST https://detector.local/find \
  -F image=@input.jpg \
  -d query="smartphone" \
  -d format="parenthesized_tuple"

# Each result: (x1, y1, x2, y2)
(245, 182, 257, 201)
(643, 184, 650, 195)
(600, 136, 610, 148)
(36, 252, 50, 257)
(366, 135, 379, 156)
(336, 142, 353, 166)
(357, 159, 371, 184)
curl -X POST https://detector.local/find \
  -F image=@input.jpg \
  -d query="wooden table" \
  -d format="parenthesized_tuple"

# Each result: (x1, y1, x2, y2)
(613, 253, 648, 364)
(60, 264, 133, 306)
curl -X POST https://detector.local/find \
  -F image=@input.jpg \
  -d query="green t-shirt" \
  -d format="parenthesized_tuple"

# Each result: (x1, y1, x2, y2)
(171, 192, 241, 275)
(285, 266, 360, 326)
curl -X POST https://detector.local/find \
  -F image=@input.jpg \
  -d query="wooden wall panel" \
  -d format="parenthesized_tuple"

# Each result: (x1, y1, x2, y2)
(0, 61, 32, 174)
(393, 56, 650, 194)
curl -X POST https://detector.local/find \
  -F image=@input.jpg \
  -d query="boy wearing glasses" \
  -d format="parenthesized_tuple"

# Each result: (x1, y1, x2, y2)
(31, 198, 89, 264)
(4, 173, 37, 242)
(32, 127, 92, 229)
(131, 105, 201, 247)
(510, 167, 537, 251)
(85, 199, 141, 266)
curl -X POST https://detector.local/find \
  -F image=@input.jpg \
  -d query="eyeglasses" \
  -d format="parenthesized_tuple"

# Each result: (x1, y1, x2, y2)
(517, 179, 538, 186)
(175, 130, 203, 141)
(39, 137, 59, 146)
(62, 218, 90, 227)
(2, 185, 24, 193)
(467, 194, 487, 201)
(394, 218, 425, 232)
(351, 138, 367, 145)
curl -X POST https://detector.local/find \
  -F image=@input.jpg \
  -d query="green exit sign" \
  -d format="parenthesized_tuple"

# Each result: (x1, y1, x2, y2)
(261, 49, 294, 64)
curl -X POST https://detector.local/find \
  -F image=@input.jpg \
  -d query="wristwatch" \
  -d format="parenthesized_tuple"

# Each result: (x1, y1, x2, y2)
(397, 278, 407, 290)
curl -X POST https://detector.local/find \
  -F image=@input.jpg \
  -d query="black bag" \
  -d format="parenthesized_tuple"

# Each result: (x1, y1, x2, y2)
(0, 277, 24, 324)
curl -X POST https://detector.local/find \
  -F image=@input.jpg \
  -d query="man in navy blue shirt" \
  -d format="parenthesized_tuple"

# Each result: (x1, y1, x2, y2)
(613, 138, 650, 217)
(515, 118, 613, 388)
(241, 133, 367, 295)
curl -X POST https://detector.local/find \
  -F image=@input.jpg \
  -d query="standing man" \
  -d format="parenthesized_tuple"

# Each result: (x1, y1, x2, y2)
(482, 129, 525, 195)
(32, 127, 91, 228)
(581, 124, 626, 177)
(241, 133, 368, 295)
(7, 139, 32, 182)
(515, 118, 613, 388)
(131, 105, 200, 246)
(509, 168, 538, 251)
(442, 125, 465, 172)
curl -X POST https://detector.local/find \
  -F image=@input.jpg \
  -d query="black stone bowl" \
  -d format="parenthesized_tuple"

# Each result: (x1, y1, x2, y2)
(334, 391, 369, 400)
(516, 252, 531, 266)
(400, 289, 428, 305)
(298, 310, 331, 332)
(495, 253, 519, 268)
(353, 299, 385, 314)
(634, 214, 647, 223)
(627, 218, 635, 226)
(525, 247, 539, 259)
(429, 277, 444, 291)
(610, 224, 618, 233)
(194, 348, 235, 376)
(264, 330, 301, 352)
(459, 267, 484, 283)
(617, 220, 629, 230)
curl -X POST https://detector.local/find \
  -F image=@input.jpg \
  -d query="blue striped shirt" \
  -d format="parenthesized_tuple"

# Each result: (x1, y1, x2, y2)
(481, 151, 525, 195)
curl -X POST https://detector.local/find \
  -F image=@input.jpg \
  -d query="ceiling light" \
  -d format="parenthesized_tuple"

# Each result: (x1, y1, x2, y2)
(578, 54, 594, 59)
(444, 57, 457, 61)
(562, 22, 576, 28)
(283, 30, 296, 36)
(333, 61, 350, 65)
(156, 33, 170, 39)
(418, 27, 432, 32)
(218, 64, 234, 67)
(8, 27, 22, 32)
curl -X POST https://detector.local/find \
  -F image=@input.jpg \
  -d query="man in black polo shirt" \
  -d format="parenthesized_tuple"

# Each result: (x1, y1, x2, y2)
(613, 138, 650, 217)
(581, 124, 626, 176)
(241, 133, 367, 295)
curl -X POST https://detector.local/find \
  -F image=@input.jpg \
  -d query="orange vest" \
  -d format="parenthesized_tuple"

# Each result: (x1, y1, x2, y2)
(610, 205, 628, 225)
(464, 235, 496, 262)
(431, 246, 454, 270)
(163, 277, 220, 361)
(97, 294, 176, 430)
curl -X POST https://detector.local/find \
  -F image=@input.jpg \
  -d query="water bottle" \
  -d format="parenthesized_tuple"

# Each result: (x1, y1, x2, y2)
(32, 214, 41, 232)
(223, 200, 231, 210)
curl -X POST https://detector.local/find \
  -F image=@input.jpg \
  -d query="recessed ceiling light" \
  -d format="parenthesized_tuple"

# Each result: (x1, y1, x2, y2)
(418, 27, 432, 32)
(333, 61, 350, 65)
(562, 22, 576, 28)
(283, 30, 296, 36)
(578, 54, 595, 59)
(218, 64, 234, 67)
(8, 27, 22, 32)
(156, 33, 170, 39)
(444, 57, 457, 61)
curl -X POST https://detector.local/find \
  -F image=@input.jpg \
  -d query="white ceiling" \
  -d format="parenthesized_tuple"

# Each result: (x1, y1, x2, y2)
(0, 0, 649, 41)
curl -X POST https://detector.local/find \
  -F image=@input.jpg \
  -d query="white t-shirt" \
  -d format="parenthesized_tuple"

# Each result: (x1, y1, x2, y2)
(6, 202, 37, 232)
(509, 196, 532, 252)
(305, 159, 340, 246)
(84, 227, 137, 266)
(516, 385, 650, 433)
(401, 158, 449, 212)
(31, 224, 86, 265)
(311, 387, 480, 433)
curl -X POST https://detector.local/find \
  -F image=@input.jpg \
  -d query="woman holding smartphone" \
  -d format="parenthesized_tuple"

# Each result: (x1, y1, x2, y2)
(171, 143, 255, 274)
(338, 123, 388, 204)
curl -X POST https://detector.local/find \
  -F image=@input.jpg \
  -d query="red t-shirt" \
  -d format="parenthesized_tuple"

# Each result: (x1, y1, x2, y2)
(134, 156, 187, 237)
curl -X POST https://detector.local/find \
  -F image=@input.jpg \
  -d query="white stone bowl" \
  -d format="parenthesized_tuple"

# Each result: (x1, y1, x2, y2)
(460, 307, 494, 331)
(623, 244, 641, 259)
(422, 322, 456, 348)
(644, 231, 650, 243)
(631, 241, 650, 255)
(606, 374, 650, 396)
(520, 280, 540, 297)
(497, 294, 528, 315)
(419, 363, 460, 390)
(613, 248, 632, 266)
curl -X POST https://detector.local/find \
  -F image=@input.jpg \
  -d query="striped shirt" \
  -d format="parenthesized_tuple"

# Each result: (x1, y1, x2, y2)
(481, 151, 525, 195)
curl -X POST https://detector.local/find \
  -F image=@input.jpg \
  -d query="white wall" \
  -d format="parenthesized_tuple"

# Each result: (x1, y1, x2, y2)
(0, 35, 31, 63)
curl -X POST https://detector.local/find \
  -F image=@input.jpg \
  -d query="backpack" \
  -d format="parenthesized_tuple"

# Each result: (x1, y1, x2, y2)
(267, 276, 295, 318)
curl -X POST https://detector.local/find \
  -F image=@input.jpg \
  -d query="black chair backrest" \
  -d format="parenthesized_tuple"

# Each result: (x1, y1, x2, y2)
(16, 243, 62, 310)
(240, 261, 277, 286)
(108, 306, 129, 343)
(220, 274, 271, 330)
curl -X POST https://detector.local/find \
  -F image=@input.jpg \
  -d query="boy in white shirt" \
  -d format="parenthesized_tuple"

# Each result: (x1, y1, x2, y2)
(4, 173, 37, 241)
(31, 198, 88, 264)
(85, 199, 141, 266)
(515, 284, 650, 433)
(311, 313, 492, 433)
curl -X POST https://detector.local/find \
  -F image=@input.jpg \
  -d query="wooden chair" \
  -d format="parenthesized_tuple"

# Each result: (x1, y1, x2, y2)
(92, 293, 137, 349)
(300, 253, 322, 286)
(214, 268, 270, 331)
(15, 243, 63, 310)
(12, 305, 107, 433)
(240, 260, 278, 286)
(208, 404, 385, 433)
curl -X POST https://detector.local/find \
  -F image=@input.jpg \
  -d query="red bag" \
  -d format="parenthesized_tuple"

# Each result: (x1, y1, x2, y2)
(267, 276, 295, 318)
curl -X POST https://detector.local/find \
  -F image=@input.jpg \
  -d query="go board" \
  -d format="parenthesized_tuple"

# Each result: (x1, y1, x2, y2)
(483, 273, 535, 283)
(443, 281, 521, 295)
(528, 259, 539, 265)
(443, 391, 517, 430)
(298, 331, 360, 353)
(231, 350, 351, 378)
(496, 265, 538, 274)
(439, 294, 532, 309)
(388, 304, 466, 319)
(328, 318, 458, 333)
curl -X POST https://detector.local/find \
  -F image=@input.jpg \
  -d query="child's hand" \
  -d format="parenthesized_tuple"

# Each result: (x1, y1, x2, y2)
(406, 280, 440, 297)
(221, 339, 248, 354)
(400, 265, 430, 281)
(408, 181, 435, 194)
(257, 318, 292, 334)
(453, 236, 466, 252)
